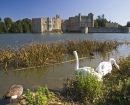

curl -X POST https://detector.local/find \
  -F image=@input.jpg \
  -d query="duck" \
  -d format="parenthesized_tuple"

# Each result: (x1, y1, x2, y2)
(3, 85, 23, 102)
(96, 58, 119, 76)
(73, 51, 102, 81)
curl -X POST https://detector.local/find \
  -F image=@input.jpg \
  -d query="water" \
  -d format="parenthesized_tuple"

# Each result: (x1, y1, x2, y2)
(0, 33, 130, 47)
(0, 33, 130, 104)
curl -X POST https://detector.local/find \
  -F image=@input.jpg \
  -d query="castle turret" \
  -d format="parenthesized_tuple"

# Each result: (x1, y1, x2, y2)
(56, 14, 60, 18)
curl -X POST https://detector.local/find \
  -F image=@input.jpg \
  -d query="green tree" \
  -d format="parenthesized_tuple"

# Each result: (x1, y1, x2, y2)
(0, 17, 32, 33)
(118, 24, 124, 27)
(16, 20, 23, 33)
(10, 20, 24, 33)
(4, 17, 13, 32)
(22, 22, 30, 33)
(96, 14, 108, 27)
(22, 18, 32, 33)
(0, 17, 2, 23)
(126, 21, 130, 27)
(0, 22, 6, 33)
(94, 20, 98, 27)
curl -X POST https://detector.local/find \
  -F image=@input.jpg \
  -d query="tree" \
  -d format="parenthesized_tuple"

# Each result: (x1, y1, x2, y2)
(118, 24, 124, 27)
(94, 20, 98, 27)
(22, 22, 30, 33)
(0, 17, 32, 33)
(4, 17, 13, 32)
(96, 14, 108, 27)
(10, 20, 24, 33)
(0, 22, 6, 33)
(0, 17, 2, 23)
(10, 22, 18, 33)
(22, 18, 32, 33)
(16, 20, 23, 33)
(126, 22, 130, 27)
(102, 14, 104, 19)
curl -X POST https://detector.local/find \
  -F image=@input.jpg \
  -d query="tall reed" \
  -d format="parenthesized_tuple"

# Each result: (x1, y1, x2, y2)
(0, 40, 119, 70)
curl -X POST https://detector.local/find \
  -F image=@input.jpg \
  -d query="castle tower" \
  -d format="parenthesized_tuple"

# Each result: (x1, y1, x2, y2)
(56, 14, 60, 18)
(88, 13, 94, 27)
(78, 13, 81, 28)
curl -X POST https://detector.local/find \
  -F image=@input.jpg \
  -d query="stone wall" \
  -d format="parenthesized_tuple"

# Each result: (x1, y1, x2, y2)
(61, 13, 94, 33)
(32, 14, 62, 33)
(32, 18, 42, 33)
(106, 22, 118, 28)
(88, 27, 130, 33)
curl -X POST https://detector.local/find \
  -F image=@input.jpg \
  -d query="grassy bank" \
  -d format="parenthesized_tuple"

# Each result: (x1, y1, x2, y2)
(61, 56, 130, 105)
(0, 40, 119, 71)
(15, 55, 130, 105)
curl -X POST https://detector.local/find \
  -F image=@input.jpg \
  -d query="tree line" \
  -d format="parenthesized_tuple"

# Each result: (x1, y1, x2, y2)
(0, 15, 130, 33)
(0, 17, 32, 33)
(94, 14, 130, 27)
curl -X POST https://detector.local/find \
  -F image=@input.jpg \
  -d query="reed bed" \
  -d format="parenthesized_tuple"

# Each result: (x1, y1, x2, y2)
(0, 40, 119, 71)
(66, 40, 119, 54)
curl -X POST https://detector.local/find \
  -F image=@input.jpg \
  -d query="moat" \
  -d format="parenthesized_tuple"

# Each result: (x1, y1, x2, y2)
(0, 33, 130, 47)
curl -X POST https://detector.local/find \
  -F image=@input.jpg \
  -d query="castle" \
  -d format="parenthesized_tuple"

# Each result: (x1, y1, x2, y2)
(62, 13, 94, 33)
(32, 13, 94, 33)
(32, 14, 62, 33)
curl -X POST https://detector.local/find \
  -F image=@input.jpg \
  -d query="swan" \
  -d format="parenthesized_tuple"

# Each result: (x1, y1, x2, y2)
(96, 58, 119, 76)
(73, 51, 102, 81)
(3, 85, 23, 102)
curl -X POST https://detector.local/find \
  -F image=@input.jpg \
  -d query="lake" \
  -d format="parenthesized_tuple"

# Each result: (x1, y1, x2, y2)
(0, 33, 130, 47)
(0, 33, 130, 104)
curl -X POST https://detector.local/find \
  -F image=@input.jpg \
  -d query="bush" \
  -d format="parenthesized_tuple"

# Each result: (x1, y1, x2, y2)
(26, 87, 47, 105)
(62, 71, 102, 104)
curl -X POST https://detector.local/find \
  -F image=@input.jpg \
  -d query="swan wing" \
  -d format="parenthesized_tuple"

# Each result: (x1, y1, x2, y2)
(96, 62, 112, 76)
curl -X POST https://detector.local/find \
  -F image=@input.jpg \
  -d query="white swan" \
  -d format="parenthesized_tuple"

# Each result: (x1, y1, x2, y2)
(96, 58, 119, 76)
(73, 51, 102, 81)
(3, 85, 23, 102)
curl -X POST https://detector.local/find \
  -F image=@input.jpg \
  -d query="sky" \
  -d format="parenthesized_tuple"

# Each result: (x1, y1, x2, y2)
(0, 0, 130, 26)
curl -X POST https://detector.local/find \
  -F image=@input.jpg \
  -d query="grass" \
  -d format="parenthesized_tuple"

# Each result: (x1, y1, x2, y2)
(61, 55, 130, 105)
(0, 40, 119, 71)
(62, 71, 103, 104)
(22, 55, 130, 105)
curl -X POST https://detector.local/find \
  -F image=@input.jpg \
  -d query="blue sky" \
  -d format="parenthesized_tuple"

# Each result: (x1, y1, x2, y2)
(0, 0, 130, 26)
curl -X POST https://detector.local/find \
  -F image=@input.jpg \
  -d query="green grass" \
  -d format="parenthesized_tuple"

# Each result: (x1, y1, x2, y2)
(62, 71, 102, 104)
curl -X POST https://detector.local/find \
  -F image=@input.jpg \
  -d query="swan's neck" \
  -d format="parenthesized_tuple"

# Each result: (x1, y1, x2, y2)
(109, 58, 119, 69)
(73, 51, 79, 70)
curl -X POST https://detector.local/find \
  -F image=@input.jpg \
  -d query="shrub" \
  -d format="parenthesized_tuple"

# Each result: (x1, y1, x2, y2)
(26, 86, 59, 105)
(26, 87, 47, 105)
(62, 71, 102, 104)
